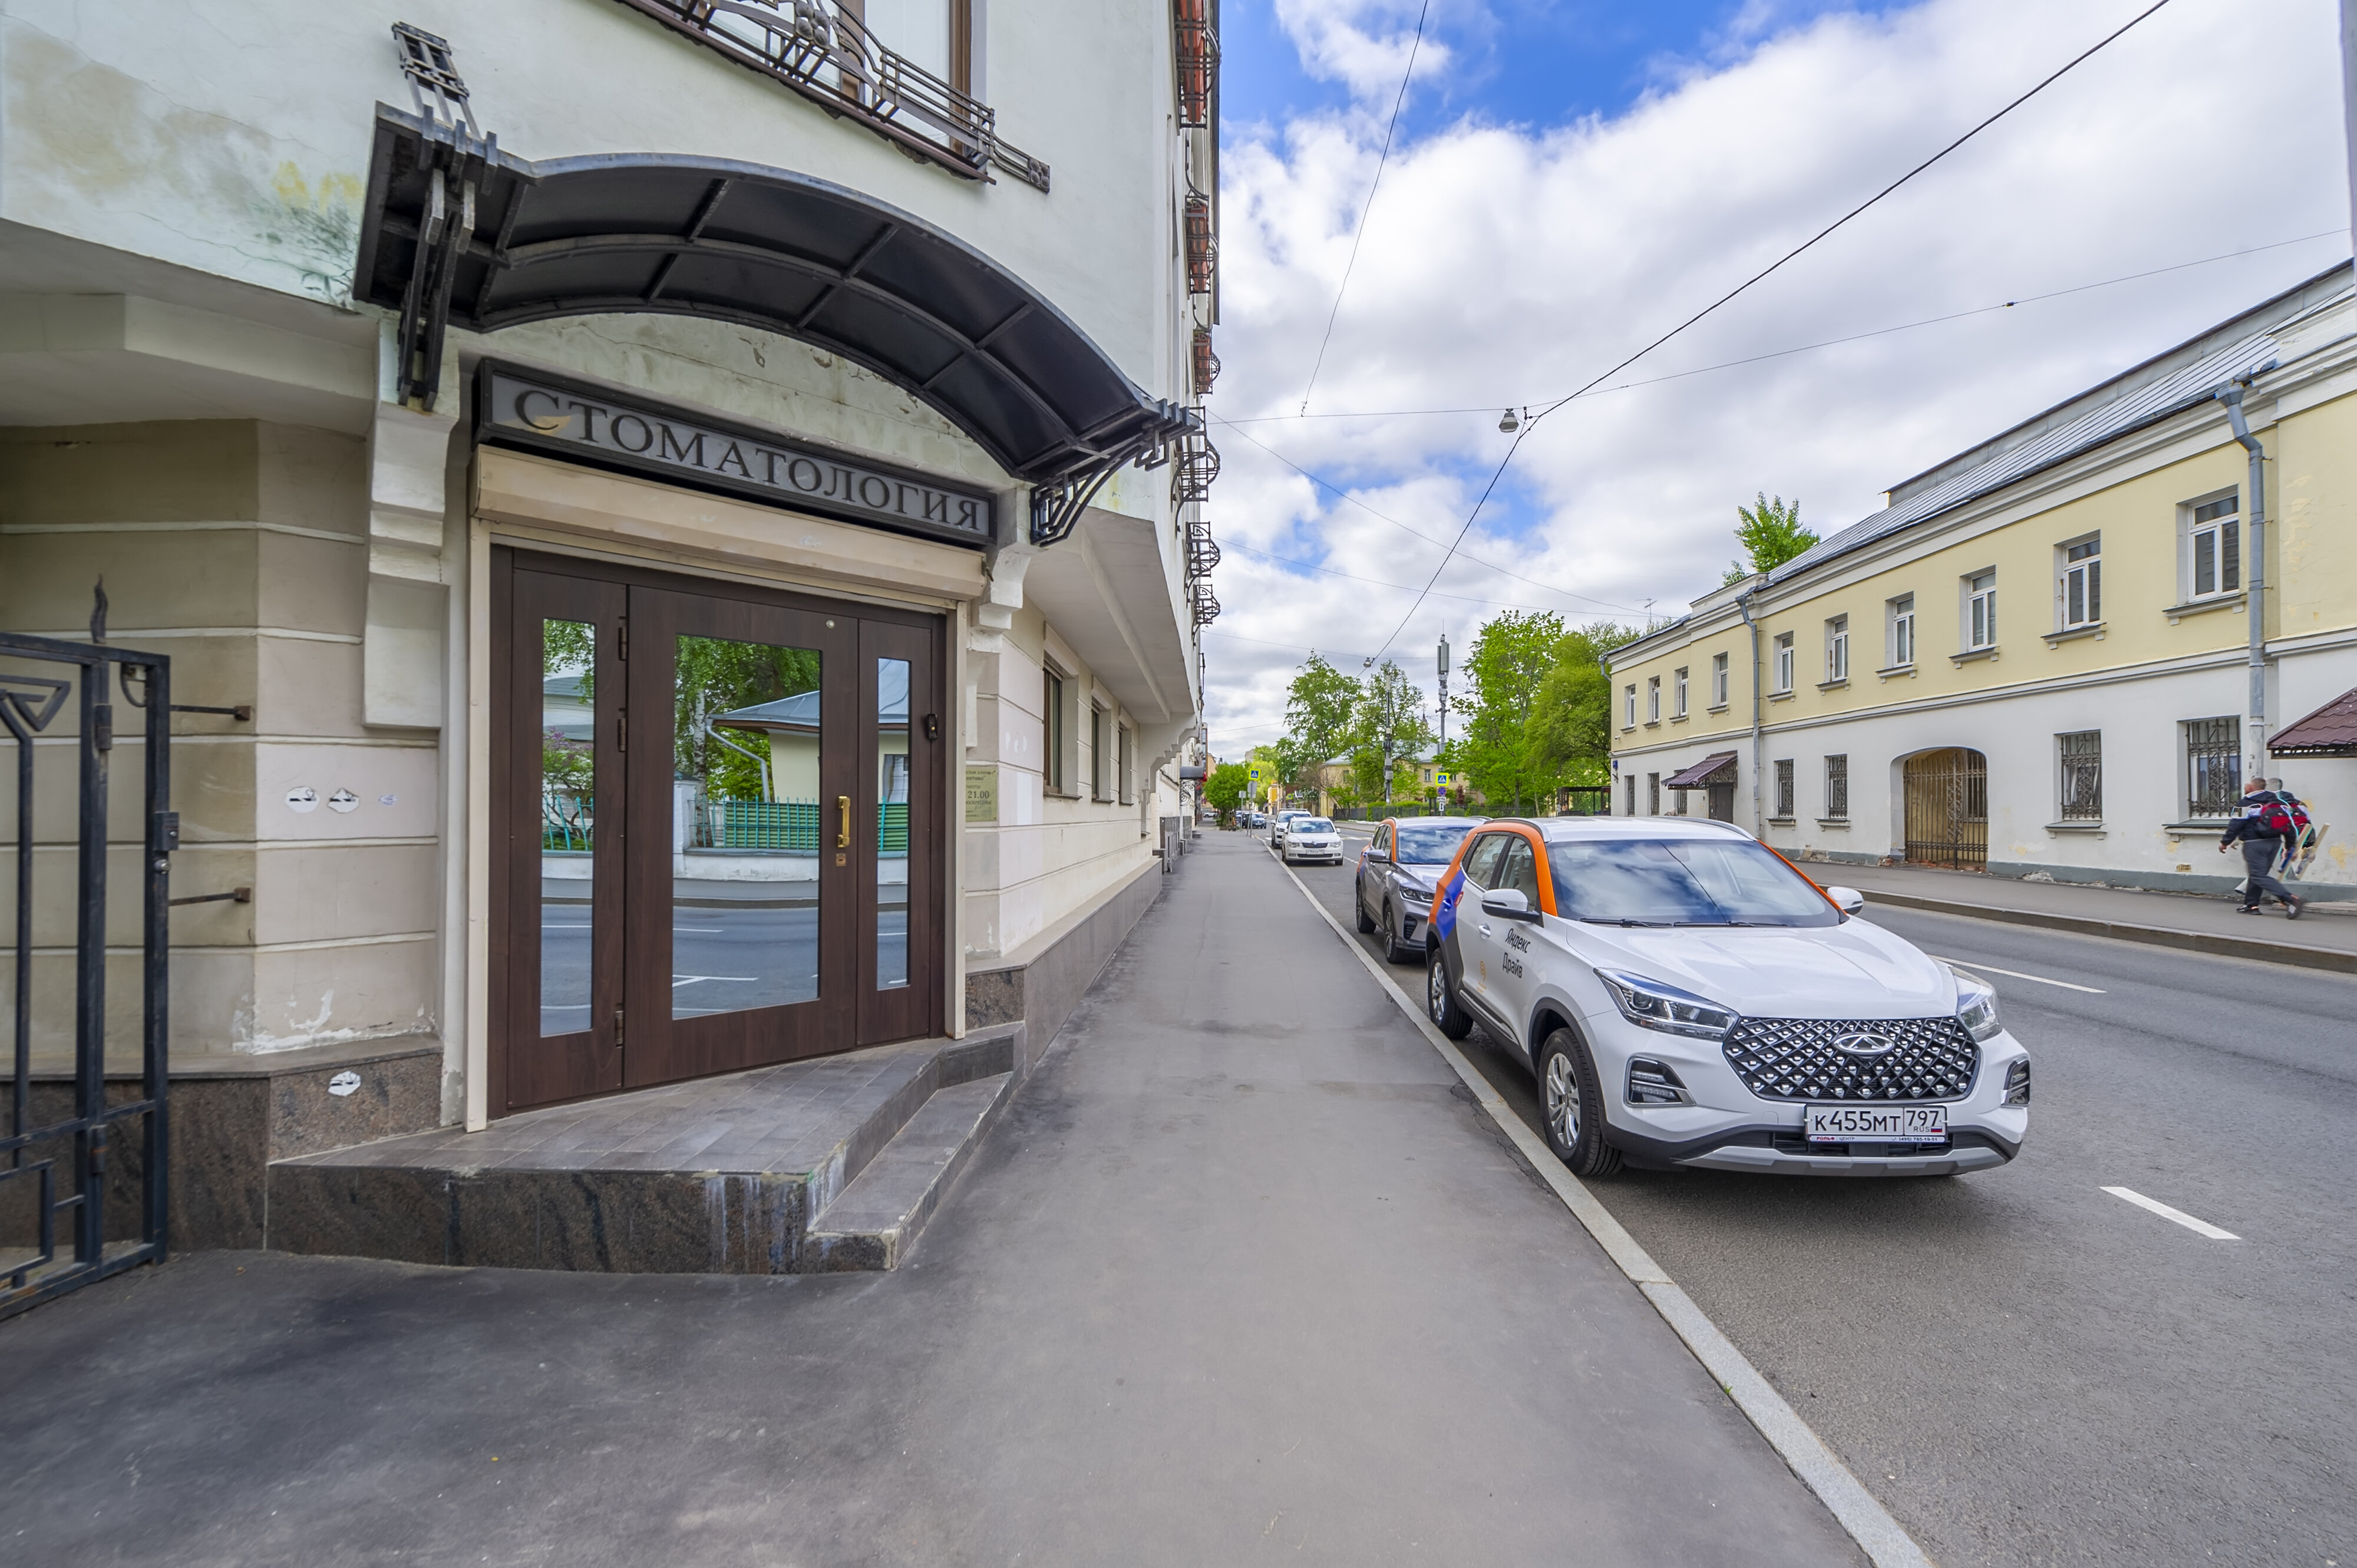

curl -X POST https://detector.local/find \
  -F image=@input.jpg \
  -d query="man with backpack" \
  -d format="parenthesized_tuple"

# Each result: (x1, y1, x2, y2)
(2219, 776, 2303, 918)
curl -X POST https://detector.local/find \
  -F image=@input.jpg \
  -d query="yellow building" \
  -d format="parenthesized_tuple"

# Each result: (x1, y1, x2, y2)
(1609, 264, 2357, 900)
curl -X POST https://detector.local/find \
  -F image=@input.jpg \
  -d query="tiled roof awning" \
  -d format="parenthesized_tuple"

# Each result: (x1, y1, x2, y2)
(354, 109, 1193, 504)
(1663, 751, 1739, 788)
(2269, 688, 2357, 757)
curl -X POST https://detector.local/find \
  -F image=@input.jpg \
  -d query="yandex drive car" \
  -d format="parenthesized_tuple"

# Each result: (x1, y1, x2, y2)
(1423, 817, 2030, 1177)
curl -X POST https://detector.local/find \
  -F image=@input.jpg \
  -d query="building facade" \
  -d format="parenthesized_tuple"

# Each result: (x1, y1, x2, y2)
(1609, 265, 2356, 900)
(2, 1, 1219, 1132)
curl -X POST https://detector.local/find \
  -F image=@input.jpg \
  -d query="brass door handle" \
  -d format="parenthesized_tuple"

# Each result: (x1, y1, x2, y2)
(837, 795, 851, 849)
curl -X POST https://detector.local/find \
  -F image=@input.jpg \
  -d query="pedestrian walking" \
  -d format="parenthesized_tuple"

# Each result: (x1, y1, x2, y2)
(2219, 776, 2303, 917)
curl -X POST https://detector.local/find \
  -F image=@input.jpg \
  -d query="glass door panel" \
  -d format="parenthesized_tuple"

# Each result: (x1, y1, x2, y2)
(876, 656, 911, 992)
(539, 618, 598, 1036)
(859, 622, 936, 1043)
(669, 633, 824, 1021)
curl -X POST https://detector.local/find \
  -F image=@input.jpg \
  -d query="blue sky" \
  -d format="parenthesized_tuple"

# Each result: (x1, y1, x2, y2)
(1220, 0, 1914, 139)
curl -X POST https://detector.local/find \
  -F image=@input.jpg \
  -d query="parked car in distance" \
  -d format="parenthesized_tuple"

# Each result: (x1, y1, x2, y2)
(1270, 808, 1308, 848)
(1281, 817, 1343, 865)
(1423, 817, 2030, 1180)
(1356, 816, 1485, 963)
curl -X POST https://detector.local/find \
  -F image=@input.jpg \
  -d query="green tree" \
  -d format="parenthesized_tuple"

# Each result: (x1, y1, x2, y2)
(672, 636, 823, 800)
(1348, 659, 1434, 807)
(1721, 492, 1819, 586)
(1460, 610, 1564, 813)
(1527, 620, 1643, 788)
(1204, 761, 1249, 814)
(1276, 653, 1361, 793)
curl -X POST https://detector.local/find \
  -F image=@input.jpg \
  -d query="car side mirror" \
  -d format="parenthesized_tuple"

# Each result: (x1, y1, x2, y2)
(1824, 885, 1866, 916)
(1480, 887, 1538, 921)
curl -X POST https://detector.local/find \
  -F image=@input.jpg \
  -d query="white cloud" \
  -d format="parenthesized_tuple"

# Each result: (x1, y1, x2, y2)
(1273, 0, 1456, 101)
(1199, 0, 2349, 758)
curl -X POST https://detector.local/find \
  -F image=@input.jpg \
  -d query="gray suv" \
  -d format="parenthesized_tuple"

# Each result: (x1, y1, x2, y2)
(1355, 816, 1484, 964)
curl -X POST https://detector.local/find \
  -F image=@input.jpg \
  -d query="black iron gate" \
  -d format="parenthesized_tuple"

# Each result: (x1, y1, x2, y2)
(1902, 748, 1988, 870)
(2, 623, 176, 1317)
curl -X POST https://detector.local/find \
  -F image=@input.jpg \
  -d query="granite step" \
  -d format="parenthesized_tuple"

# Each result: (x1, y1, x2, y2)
(800, 1072, 1014, 1273)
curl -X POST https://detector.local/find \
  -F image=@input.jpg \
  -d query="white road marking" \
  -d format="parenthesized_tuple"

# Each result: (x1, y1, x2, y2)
(1933, 957, 2104, 993)
(1273, 856, 1936, 1568)
(2102, 1186, 2240, 1240)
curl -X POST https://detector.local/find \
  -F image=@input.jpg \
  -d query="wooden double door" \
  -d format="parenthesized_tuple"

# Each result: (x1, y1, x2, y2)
(491, 549, 944, 1116)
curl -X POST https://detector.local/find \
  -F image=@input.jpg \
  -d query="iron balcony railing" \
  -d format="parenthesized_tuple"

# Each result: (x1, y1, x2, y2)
(613, 0, 1050, 192)
(1183, 190, 1217, 296)
(1174, 0, 1218, 128)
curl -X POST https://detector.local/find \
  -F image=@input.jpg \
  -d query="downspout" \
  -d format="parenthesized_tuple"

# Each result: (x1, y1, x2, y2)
(2216, 385, 2267, 780)
(1735, 583, 1765, 834)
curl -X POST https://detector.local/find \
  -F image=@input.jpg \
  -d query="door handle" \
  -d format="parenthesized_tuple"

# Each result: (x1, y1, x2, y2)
(1478, 925, 1493, 938)
(837, 795, 851, 849)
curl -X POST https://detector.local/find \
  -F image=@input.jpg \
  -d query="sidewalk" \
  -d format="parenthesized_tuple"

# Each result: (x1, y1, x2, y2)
(1823, 861, 2357, 974)
(0, 832, 1867, 1567)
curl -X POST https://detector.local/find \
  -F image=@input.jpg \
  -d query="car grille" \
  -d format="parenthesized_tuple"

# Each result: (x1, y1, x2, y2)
(1721, 1016, 1979, 1102)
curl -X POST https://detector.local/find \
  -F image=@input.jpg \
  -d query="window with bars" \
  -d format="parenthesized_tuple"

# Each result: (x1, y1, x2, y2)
(2059, 536, 2101, 629)
(1824, 754, 1848, 820)
(1625, 775, 1637, 816)
(1772, 759, 1795, 819)
(1647, 773, 1661, 815)
(2187, 493, 2240, 600)
(2184, 716, 2240, 817)
(2058, 730, 2102, 820)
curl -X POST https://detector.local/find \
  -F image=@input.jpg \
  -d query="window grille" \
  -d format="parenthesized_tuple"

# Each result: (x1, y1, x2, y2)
(2058, 731, 2102, 820)
(2188, 494, 2240, 599)
(1825, 754, 1848, 820)
(2184, 717, 2239, 817)
(1624, 775, 1637, 816)
(2061, 537, 2101, 628)
(1647, 773, 1661, 815)
(1773, 759, 1795, 819)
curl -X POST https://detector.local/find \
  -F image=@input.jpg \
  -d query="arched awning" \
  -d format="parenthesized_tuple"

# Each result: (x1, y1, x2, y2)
(354, 109, 1192, 533)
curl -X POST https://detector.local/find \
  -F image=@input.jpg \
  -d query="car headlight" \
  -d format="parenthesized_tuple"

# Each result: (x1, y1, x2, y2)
(1950, 968, 2002, 1042)
(1398, 880, 1434, 908)
(1596, 970, 1739, 1040)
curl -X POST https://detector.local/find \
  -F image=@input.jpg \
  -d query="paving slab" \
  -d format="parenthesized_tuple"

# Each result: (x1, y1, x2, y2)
(0, 834, 1862, 1567)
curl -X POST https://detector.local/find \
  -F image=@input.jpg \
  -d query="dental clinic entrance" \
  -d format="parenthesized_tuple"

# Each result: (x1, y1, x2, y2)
(491, 549, 945, 1116)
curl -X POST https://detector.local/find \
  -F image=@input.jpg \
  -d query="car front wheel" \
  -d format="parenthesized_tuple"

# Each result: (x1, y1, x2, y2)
(1427, 947, 1473, 1039)
(1538, 1028, 1621, 1177)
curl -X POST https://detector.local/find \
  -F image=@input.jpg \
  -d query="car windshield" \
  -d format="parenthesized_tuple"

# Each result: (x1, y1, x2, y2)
(1546, 837, 1837, 927)
(1392, 823, 1473, 864)
(1295, 818, 1333, 833)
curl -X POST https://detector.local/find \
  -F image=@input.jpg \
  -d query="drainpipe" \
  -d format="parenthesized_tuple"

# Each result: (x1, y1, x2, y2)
(1735, 583, 1765, 834)
(2216, 385, 2267, 780)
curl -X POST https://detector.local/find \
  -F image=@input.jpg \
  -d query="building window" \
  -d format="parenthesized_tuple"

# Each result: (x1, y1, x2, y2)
(1647, 773, 1661, 815)
(1672, 667, 1689, 718)
(1043, 667, 1068, 794)
(1711, 652, 1729, 707)
(1965, 570, 1997, 651)
(1825, 615, 1849, 682)
(1624, 684, 1636, 728)
(1772, 759, 1795, 820)
(1117, 724, 1134, 805)
(2058, 731, 2101, 820)
(1089, 704, 1110, 800)
(1824, 754, 1848, 820)
(1888, 595, 1915, 668)
(1646, 676, 1661, 723)
(2059, 536, 2101, 629)
(1772, 632, 1795, 693)
(1624, 775, 1637, 816)
(2184, 717, 2240, 817)
(2187, 493, 2240, 600)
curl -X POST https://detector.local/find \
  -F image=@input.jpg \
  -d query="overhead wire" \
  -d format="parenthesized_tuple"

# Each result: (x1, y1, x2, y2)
(1296, 0, 1433, 416)
(1354, 0, 2181, 666)
(1225, 229, 2345, 427)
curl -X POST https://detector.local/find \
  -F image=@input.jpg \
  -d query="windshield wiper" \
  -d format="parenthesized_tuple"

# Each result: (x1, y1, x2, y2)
(1579, 917, 1677, 927)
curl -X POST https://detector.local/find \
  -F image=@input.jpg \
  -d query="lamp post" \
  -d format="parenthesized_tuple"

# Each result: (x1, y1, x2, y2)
(1436, 633, 1451, 807)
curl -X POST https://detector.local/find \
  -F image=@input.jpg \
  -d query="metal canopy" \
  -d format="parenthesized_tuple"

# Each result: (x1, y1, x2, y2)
(1663, 751, 1738, 790)
(354, 108, 1193, 533)
(2269, 688, 2357, 757)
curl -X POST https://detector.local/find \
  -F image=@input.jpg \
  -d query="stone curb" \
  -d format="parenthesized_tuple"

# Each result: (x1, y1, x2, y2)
(1858, 890, 2357, 976)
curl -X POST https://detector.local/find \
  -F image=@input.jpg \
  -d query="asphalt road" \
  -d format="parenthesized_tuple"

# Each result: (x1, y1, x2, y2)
(1285, 820, 2357, 1568)
(0, 831, 1862, 1568)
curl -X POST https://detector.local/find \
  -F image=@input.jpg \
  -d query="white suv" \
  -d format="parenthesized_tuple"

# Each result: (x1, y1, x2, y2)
(1424, 817, 2029, 1178)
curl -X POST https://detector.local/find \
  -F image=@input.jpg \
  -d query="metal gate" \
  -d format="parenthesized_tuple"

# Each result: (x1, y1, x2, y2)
(3, 620, 178, 1318)
(1902, 748, 1988, 870)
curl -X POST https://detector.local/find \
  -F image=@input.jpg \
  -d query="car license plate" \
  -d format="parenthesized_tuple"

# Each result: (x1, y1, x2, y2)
(1804, 1104, 1947, 1143)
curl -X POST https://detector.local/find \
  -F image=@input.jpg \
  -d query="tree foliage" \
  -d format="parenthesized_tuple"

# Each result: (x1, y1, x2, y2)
(1204, 761, 1249, 814)
(1721, 492, 1819, 586)
(673, 635, 823, 800)
(1460, 610, 1565, 813)
(1348, 659, 1434, 805)
(1527, 620, 1643, 788)
(1276, 653, 1362, 791)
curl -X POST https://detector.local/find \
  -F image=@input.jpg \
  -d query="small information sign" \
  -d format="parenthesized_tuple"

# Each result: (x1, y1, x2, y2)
(965, 765, 999, 824)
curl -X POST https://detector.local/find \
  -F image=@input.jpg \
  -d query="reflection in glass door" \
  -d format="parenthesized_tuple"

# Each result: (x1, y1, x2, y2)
(539, 618, 597, 1036)
(670, 633, 824, 1019)
(876, 656, 910, 992)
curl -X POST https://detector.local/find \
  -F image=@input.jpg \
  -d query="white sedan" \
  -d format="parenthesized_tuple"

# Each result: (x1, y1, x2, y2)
(1281, 817, 1345, 865)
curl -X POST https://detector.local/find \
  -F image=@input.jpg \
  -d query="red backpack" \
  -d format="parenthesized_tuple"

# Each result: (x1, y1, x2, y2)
(2258, 796, 2311, 839)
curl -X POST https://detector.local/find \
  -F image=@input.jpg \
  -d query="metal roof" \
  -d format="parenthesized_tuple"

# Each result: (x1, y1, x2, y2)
(2269, 688, 2357, 757)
